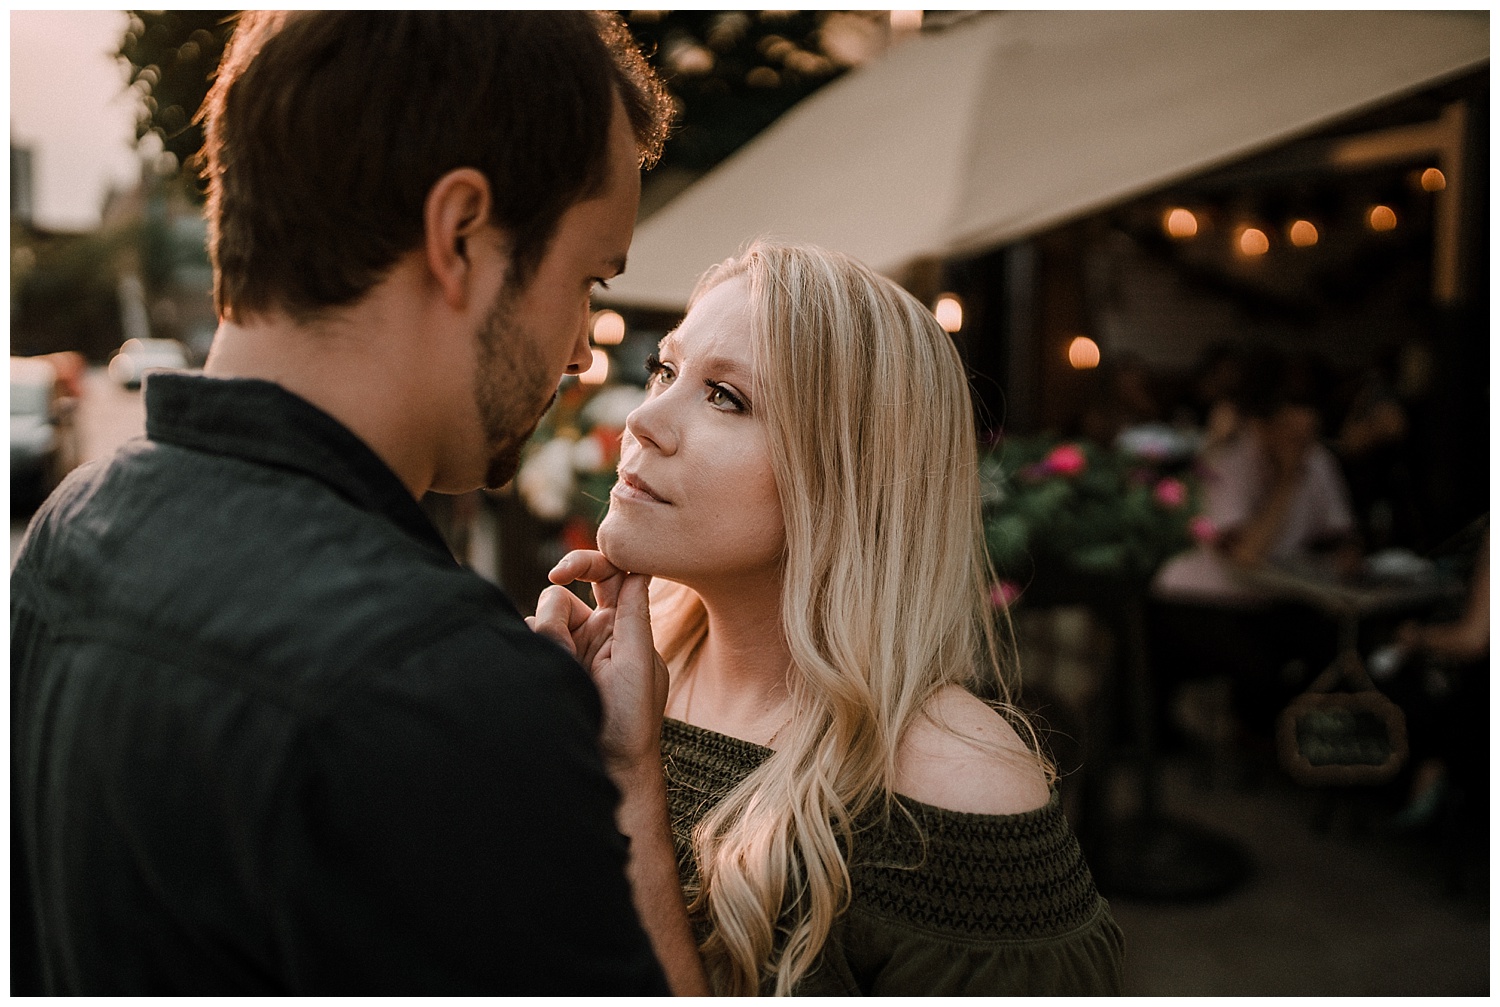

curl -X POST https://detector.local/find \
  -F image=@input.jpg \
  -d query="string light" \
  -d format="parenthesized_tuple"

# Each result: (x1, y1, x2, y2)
(579, 348, 610, 385)
(1288, 219, 1319, 248)
(1237, 227, 1270, 256)
(1163, 208, 1198, 239)
(1420, 167, 1446, 192)
(1367, 205, 1397, 232)
(590, 309, 626, 346)
(1067, 336, 1100, 370)
(933, 294, 963, 333)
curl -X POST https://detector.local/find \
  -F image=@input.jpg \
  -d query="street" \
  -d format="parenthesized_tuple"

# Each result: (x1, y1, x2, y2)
(11, 367, 148, 566)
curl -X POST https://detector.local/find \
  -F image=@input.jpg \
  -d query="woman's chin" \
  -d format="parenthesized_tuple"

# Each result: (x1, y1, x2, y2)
(595, 517, 655, 576)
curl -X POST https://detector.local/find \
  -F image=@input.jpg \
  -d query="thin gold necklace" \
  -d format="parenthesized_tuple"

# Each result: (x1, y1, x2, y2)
(765, 712, 794, 748)
(678, 646, 794, 748)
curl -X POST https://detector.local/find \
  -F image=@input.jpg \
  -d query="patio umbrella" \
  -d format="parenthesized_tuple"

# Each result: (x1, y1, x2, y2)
(600, 10, 1488, 311)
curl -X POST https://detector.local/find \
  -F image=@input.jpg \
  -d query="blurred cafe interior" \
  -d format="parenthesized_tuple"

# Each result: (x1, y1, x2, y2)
(568, 10, 1489, 995)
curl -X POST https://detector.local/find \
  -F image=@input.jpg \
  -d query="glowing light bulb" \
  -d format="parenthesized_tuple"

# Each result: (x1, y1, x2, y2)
(933, 294, 963, 333)
(1238, 227, 1270, 256)
(1288, 219, 1319, 247)
(579, 348, 610, 385)
(1420, 168, 1446, 192)
(1068, 336, 1100, 370)
(890, 10, 923, 31)
(591, 309, 626, 346)
(1163, 208, 1198, 239)
(1367, 205, 1397, 232)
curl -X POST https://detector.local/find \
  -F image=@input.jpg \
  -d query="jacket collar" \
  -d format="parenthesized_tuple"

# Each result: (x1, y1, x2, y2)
(143, 372, 455, 562)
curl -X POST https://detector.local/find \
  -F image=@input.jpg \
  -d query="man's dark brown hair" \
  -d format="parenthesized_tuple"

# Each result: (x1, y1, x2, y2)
(200, 11, 671, 323)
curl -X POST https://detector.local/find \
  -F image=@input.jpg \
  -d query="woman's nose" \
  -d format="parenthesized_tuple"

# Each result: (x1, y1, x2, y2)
(624, 392, 677, 456)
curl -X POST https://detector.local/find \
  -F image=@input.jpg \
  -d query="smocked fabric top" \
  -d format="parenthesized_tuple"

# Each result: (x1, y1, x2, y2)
(661, 718, 1125, 995)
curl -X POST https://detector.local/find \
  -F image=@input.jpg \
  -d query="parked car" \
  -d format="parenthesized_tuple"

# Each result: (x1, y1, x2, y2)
(11, 356, 80, 514)
(108, 337, 190, 390)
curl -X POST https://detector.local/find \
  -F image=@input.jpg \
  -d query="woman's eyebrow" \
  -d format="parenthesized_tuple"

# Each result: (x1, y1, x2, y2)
(656, 333, 752, 384)
(695, 355, 752, 383)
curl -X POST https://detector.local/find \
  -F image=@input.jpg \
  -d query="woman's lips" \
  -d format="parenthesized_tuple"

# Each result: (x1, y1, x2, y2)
(613, 470, 670, 504)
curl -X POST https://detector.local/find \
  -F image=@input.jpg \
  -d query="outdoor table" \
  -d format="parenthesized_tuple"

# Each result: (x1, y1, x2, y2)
(1236, 557, 1464, 672)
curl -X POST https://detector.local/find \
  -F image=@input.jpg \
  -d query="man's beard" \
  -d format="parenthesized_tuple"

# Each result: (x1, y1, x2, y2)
(473, 285, 558, 490)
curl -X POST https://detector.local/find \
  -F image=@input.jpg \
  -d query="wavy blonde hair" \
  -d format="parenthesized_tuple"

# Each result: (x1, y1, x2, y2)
(650, 241, 1051, 995)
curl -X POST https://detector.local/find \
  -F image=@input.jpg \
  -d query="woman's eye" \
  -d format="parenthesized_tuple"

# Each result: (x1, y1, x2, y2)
(706, 382, 746, 412)
(644, 353, 675, 386)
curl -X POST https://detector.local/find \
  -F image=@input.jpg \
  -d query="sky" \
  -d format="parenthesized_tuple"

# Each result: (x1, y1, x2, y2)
(10, 9, 144, 232)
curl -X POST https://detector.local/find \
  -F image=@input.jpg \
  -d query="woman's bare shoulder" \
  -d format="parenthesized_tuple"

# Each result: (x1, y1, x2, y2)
(893, 685, 1051, 816)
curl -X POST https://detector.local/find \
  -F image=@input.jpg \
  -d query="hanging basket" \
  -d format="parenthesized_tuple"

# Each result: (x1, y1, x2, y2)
(1276, 653, 1408, 786)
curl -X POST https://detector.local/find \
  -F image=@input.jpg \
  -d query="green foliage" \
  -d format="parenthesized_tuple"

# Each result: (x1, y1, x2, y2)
(113, 11, 855, 190)
(622, 11, 849, 173)
(117, 11, 235, 193)
(981, 437, 1201, 586)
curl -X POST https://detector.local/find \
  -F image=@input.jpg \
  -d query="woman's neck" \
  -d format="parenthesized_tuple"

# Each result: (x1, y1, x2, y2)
(668, 573, 794, 744)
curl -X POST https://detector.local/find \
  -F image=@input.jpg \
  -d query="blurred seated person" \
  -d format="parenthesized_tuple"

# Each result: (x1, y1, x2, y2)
(1172, 341, 1246, 456)
(1397, 534, 1488, 660)
(1150, 348, 1360, 742)
(1332, 339, 1433, 553)
(1378, 521, 1488, 829)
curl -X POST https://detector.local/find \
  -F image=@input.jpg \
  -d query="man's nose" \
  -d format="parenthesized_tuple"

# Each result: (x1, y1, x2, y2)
(565, 315, 592, 375)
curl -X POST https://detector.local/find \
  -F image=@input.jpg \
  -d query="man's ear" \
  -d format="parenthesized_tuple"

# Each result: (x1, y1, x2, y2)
(423, 167, 495, 310)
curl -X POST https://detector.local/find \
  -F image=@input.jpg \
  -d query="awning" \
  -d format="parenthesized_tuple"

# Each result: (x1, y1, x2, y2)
(600, 10, 1488, 311)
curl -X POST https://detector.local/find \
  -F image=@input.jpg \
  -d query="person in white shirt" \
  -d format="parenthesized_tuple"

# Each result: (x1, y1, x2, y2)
(1150, 348, 1360, 743)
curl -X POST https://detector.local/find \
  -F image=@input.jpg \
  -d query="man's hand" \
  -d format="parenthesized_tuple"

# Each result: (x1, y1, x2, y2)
(526, 550, 709, 995)
(527, 550, 669, 774)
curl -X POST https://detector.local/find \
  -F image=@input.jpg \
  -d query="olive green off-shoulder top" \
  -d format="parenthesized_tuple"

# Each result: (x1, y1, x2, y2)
(661, 718, 1125, 996)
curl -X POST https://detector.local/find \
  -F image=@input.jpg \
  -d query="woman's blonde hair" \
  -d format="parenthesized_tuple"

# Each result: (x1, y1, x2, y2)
(651, 240, 1050, 995)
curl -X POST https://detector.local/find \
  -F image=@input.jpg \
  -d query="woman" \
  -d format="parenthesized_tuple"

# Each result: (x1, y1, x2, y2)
(532, 242, 1123, 995)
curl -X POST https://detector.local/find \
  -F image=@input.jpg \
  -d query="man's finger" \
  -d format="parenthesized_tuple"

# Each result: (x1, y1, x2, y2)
(550, 551, 630, 611)
(551, 584, 595, 630)
(531, 584, 591, 655)
(610, 573, 655, 665)
(549, 549, 626, 587)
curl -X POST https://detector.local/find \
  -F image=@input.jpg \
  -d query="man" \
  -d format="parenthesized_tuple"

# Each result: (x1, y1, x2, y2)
(1151, 348, 1359, 741)
(11, 12, 705, 995)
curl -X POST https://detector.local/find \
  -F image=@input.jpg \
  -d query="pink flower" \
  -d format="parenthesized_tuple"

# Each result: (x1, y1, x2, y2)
(1188, 515, 1217, 545)
(1153, 477, 1188, 509)
(1043, 443, 1087, 476)
(989, 580, 1022, 609)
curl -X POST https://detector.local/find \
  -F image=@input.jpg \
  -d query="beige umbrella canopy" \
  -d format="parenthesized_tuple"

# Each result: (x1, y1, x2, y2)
(600, 9, 1488, 312)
